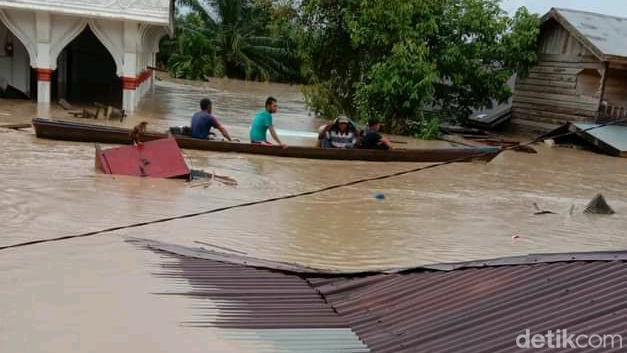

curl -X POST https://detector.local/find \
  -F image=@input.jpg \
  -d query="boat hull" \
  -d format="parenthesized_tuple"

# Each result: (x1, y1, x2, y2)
(32, 118, 500, 163)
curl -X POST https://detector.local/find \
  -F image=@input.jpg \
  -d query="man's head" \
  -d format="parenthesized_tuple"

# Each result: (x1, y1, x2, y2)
(368, 119, 381, 131)
(337, 116, 350, 132)
(265, 97, 278, 114)
(200, 98, 212, 112)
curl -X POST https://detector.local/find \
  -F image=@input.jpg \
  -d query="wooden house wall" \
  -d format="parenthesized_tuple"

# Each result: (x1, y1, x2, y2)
(513, 20, 604, 125)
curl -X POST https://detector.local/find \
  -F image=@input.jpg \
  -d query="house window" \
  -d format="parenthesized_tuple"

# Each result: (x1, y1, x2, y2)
(576, 68, 602, 97)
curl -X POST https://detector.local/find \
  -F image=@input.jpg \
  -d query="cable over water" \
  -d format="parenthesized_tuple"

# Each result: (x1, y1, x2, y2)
(1, 120, 624, 251)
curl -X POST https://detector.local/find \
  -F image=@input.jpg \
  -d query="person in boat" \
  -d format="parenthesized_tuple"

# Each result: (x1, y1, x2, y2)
(191, 98, 234, 141)
(249, 97, 287, 148)
(318, 115, 358, 148)
(358, 119, 392, 150)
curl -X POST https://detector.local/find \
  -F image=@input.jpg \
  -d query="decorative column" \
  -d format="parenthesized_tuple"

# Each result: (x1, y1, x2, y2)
(122, 21, 139, 112)
(35, 12, 51, 104)
(122, 76, 137, 112)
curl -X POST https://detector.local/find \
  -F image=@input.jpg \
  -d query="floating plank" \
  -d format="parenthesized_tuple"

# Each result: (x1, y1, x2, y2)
(0, 123, 31, 129)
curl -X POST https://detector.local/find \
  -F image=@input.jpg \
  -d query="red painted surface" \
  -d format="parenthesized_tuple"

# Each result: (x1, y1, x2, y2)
(37, 68, 53, 82)
(121, 69, 153, 90)
(121, 76, 138, 90)
(96, 138, 190, 178)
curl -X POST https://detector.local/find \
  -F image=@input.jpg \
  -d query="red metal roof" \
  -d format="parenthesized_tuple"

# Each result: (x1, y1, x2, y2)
(96, 137, 190, 178)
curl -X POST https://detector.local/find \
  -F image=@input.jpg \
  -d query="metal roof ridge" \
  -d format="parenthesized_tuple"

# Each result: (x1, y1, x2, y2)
(128, 237, 627, 276)
(552, 7, 627, 21)
(407, 251, 627, 272)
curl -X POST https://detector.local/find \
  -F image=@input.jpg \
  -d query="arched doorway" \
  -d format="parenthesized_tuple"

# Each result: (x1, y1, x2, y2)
(54, 27, 122, 106)
(0, 20, 32, 99)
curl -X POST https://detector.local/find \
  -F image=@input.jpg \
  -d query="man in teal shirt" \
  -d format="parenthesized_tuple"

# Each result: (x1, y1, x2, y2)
(249, 97, 287, 148)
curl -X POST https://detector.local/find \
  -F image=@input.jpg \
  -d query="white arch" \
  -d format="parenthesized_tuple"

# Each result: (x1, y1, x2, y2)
(0, 9, 36, 67)
(50, 20, 123, 76)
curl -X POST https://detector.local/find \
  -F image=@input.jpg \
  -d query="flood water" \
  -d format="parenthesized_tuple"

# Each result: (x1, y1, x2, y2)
(1, 75, 626, 352)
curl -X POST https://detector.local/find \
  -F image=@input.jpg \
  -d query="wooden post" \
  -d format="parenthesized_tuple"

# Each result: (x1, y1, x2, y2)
(597, 61, 609, 122)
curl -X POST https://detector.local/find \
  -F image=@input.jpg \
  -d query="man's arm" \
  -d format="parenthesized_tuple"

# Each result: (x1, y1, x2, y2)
(269, 125, 287, 148)
(318, 123, 332, 140)
(216, 124, 233, 141)
(379, 136, 393, 150)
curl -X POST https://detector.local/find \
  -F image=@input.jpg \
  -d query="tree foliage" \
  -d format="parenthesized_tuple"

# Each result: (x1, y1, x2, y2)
(160, 0, 302, 82)
(301, 0, 540, 134)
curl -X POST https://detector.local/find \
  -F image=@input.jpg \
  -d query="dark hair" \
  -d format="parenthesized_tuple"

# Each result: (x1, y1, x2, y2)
(200, 98, 212, 111)
(368, 119, 380, 127)
(265, 97, 277, 107)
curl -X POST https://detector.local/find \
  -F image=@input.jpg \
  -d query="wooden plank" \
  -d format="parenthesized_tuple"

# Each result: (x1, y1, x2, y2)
(517, 78, 577, 89)
(514, 96, 599, 113)
(512, 102, 598, 118)
(512, 107, 589, 124)
(515, 83, 577, 96)
(538, 54, 600, 64)
(513, 111, 568, 126)
(514, 91, 599, 106)
(529, 66, 583, 75)
(537, 61, 604, 70)
(527, 72, 576, 82)
(0, 123, 31, 129)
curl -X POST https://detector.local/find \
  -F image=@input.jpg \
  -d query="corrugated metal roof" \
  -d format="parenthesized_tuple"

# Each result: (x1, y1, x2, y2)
(141, 241, 627, 353)
(547, 8, 627, 61)
(151, 249, 370, 353)
(574, 123, 627, 155)
(312, 261, 627, 353)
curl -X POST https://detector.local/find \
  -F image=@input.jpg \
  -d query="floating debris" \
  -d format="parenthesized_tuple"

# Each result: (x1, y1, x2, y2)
(189, 169, 238, 187)
(583, 194, 615, 215)
(533, 202, 556, 215)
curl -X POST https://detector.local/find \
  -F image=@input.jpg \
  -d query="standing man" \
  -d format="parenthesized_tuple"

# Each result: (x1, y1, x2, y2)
(191, 98, 234, 141)
(249, 97, 287, 148)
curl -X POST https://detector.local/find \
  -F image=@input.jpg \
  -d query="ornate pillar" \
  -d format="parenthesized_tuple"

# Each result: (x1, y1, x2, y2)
(122, 21, 139, 112)
(35, 12, 51, 104)
(36, 68, 52, 103)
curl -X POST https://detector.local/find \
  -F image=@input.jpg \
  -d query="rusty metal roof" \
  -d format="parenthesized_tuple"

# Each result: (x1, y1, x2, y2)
(545, 8, 627, 61)
(312, 261, 627, 353)
(141, 240, 627, 353)
(150, 249, 370, 352)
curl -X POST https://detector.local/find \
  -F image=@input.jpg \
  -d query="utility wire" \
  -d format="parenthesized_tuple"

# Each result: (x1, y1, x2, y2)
(1, 119, 624, 251)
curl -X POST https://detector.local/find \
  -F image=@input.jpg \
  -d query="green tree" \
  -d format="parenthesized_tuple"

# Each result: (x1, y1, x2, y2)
(162, 0, 302, 82)
(301, 0, 540, 135)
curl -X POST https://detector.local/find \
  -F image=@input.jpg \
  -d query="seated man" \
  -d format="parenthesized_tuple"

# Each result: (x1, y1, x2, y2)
(318, 116, 358, 149)
(358, 119, 392, 150)
(191, 98, 233, 141)
(249, 97, 287, 148)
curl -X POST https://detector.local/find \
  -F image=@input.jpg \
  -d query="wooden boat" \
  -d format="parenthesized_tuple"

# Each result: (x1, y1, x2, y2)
(32, 118, 501, 162)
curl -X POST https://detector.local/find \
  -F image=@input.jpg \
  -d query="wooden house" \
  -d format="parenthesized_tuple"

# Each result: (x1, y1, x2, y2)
(512, 8, 627, 130)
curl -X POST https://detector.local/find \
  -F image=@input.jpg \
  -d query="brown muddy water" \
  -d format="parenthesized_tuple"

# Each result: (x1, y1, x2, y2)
(1, 75, 626, 352)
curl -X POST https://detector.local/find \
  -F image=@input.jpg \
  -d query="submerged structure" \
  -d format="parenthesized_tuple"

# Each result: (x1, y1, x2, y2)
(96, 138, 190, 178)
(0, 0, 172, 111)
(513, 8, 627, 131)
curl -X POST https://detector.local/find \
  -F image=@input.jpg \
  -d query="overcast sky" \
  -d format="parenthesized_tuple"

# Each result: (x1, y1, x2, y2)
(501, 0, 627, 17)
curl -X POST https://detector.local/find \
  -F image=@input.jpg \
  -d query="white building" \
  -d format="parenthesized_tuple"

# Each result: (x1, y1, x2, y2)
(0, 0, 173, 112)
